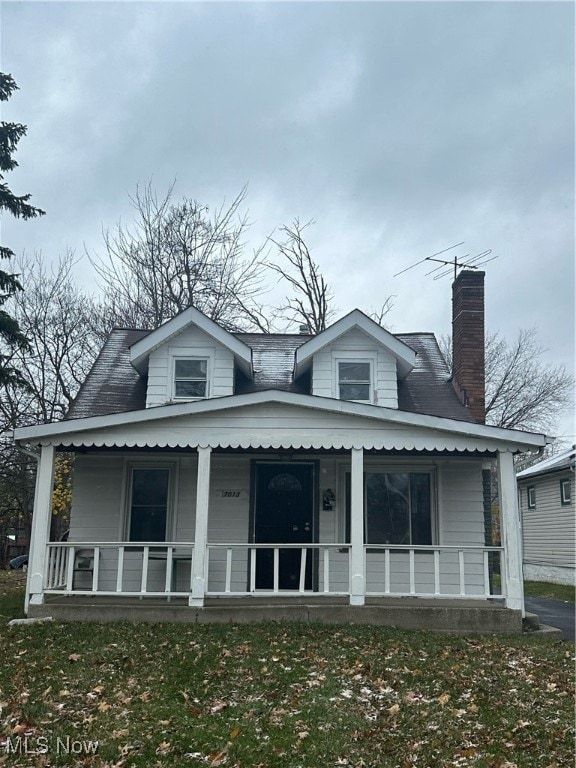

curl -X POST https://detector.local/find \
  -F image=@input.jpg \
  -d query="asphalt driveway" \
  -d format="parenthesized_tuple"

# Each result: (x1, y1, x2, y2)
(525, 596, 575, 642)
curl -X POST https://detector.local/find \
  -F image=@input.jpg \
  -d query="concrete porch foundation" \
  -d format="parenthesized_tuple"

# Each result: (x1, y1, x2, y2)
(29, 596, 523, 634)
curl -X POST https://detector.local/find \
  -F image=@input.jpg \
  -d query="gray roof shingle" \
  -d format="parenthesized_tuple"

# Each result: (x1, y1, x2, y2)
(66, 326, 475, 423)
(66, 329, 149, 420)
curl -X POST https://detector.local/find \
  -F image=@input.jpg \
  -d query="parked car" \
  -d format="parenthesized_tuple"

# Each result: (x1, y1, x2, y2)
(9, 554, 28, 570)
(8, 530, 68, 571)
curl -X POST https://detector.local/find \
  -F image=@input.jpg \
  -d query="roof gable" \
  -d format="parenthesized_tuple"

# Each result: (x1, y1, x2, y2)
(294, 309, 416, 379)
(129, 306, 253, 377)
(16, 390, 547, 454)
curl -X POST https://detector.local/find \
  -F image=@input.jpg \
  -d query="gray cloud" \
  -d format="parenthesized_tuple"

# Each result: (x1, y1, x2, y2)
(2, 1, 574, 435)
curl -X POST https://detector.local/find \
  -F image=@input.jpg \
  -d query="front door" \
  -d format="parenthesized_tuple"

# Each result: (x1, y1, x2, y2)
(253, 462, 315, 590)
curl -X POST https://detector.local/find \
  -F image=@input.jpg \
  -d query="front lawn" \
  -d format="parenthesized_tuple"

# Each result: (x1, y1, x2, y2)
(524, 580, 575, 604)
(0, 572, 573, 767)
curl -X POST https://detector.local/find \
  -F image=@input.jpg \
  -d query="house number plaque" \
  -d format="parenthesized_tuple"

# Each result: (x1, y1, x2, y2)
(214, 489, 247, 499)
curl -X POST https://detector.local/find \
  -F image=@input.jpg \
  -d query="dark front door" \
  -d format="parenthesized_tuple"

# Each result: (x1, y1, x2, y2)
(253, 463, 315, 590)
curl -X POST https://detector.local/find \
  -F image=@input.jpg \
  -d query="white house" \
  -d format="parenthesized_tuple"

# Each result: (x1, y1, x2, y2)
(14, 271, 547, 631)
(517, 445, 575, 586)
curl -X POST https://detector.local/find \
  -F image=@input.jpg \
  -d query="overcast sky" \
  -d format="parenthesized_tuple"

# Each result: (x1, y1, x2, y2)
(1, 1, 574, 437)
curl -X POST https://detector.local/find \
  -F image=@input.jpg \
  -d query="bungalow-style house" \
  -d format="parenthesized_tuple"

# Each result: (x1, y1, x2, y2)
(517, 445, 575, 587)
(15, 271, 547, 631)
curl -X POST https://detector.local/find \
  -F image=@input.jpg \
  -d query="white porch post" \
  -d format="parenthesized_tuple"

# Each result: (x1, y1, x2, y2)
(498, 450, 523, 613)
(26, 445, 55, 611)
(189, 446, 211, 607)
(349, 447, 366, 606)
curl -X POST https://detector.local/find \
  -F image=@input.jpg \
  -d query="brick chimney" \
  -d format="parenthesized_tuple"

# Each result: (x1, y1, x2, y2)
(451, 270, 485, 423)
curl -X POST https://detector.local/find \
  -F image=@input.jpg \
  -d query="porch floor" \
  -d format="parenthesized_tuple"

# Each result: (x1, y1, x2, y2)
(29, 594, 521, 634)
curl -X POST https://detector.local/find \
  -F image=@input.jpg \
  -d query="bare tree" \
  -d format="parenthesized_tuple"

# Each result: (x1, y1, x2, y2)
(268, 220, 335, 333)
(440, 329, 574, 435)
(367, 297, 395, 327)
(1, 251, 101, 428)
(90, 181, 270, 333)
(0, 251, 101, 564)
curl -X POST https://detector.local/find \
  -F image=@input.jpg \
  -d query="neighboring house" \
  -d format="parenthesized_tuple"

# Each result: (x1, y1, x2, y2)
(15, 271, 547, 631)
(517, 445, 575, 586)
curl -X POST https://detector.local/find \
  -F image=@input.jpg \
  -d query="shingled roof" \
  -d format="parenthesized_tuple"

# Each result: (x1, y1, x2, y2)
(66, 326, 475, 423)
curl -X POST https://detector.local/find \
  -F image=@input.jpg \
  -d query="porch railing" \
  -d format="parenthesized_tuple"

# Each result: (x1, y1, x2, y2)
(364, 545, 504, 599)
(43, 542, 504, 600)
(45, 542, 194, 597)
(206, 543, 351, 596)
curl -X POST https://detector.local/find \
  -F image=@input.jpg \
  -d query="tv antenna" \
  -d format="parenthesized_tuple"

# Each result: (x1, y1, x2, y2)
(394, 242, 498, 281)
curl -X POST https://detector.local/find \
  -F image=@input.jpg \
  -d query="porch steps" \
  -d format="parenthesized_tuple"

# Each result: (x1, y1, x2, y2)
(31, 596, 525, 635)
(522, 611, 564, 640)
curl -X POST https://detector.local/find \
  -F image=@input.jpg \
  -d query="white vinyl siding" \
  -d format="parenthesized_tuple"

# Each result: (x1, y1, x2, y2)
(206, 456, 251, 593)
(311, 328, 398, 407)
(146, 325, 234, 407)
(434, 462, 486, 596)
(69, 455, 125, 541)
(519, 473, 575, 569)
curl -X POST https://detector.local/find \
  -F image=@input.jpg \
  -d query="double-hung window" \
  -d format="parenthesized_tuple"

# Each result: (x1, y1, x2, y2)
(173, 358, 208, 399)
(337, 361, 372, 402)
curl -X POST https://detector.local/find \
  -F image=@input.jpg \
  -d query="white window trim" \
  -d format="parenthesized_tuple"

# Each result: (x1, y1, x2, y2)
(560, 478, 571, 506)
(332, 351, 377, 404)
(123, 460, 178, 542)
(170, 352, 213, 401)
(336, 460, 438, 545)
(527, 485, 536, 510)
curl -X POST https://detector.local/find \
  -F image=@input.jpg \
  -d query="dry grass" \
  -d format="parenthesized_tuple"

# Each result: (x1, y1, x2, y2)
(0, 571, 573, 767)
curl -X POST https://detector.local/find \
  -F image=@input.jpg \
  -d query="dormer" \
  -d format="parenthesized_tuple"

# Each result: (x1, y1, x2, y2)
(130, 307, 252, 408)
(294, 310, 416, 408)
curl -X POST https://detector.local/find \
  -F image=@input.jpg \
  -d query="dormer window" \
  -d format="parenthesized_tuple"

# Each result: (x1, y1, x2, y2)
(337, 359, 373, 402)
(173, 358, 209, 399)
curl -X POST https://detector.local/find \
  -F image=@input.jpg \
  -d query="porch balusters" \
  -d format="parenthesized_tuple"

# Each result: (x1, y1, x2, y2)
(323, 548, 330, 594)
(116, 547, 125, 593)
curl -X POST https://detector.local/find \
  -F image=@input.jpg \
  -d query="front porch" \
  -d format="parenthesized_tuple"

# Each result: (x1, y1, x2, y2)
(18, 391, 545, 628)
(31, 538, 518, 632)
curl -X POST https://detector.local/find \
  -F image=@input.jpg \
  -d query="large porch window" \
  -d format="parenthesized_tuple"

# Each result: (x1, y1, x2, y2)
(345, 471, 433, 545)
(127, 467, 171, 542)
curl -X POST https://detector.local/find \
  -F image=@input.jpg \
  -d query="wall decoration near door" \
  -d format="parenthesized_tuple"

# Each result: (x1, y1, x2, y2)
(253, 462, 315, 590)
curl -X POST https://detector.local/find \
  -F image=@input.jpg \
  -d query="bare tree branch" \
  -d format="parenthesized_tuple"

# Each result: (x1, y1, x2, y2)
(440, 329, 574, 435)
(89, 181, 269, 333)
(268, 219, 335, 333)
